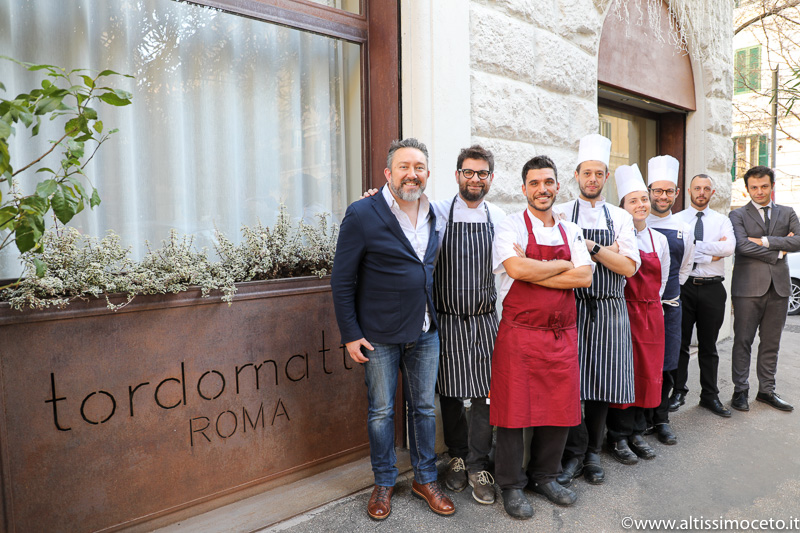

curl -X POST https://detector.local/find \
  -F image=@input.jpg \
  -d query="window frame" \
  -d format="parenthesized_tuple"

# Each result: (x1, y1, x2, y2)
(187, 0, 399, 191)
(734, 45, 762, 95)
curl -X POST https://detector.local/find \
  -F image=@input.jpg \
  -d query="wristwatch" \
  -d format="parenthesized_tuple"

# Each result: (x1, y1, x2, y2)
(590, 243, 602, 256)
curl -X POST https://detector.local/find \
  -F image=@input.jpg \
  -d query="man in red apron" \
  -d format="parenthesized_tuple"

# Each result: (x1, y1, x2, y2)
(491, 155, 593, 520)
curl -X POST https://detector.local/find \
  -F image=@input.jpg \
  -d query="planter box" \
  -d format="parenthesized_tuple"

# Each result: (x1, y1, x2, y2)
(0, 277, 368, 532)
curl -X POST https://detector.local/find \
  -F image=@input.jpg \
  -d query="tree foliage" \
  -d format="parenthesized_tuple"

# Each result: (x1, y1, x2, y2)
(732, 0, 800, 184)
(0, 56, 133, 263)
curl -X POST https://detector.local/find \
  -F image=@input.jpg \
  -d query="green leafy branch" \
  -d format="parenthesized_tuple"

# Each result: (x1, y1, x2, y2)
(0, 56, 133, 261)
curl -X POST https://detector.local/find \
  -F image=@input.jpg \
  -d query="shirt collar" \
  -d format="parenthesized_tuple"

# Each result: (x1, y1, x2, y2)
(455, 195, 485, 210)
(526, 207, 559, 228)
(577, 196, 606, 209)
(687, 205, 709, 215)
(381, 184, 430, 215)
(750, 199, 774, 210)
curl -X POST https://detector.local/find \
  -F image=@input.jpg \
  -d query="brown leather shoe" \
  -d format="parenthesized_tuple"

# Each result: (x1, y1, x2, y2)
(367, 485, 394, 520)
(412, 480, 455, 516)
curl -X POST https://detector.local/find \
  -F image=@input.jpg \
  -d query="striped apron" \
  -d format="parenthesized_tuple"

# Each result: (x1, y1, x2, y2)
(651, 225, 684, 372)
(571, 202, 635, 404)
(433, 197, 498, 398)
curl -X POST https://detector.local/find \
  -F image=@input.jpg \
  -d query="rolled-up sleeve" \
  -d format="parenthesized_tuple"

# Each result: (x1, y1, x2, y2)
(616, 212, 642, 273)
(493, 216, 523, 274)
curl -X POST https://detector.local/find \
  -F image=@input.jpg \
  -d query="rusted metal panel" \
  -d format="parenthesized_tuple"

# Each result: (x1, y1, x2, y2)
(0, 277, 368, 533)
(598, 1, 696, 112)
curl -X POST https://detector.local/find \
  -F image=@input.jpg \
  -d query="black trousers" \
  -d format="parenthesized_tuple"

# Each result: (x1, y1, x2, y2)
(674, 281, 726, 401)
(440, 395, 492, 472)
(562, 400, 608, 462)
(606, 406, 646, 443)
(646, 371, 674, 427)
(495, 426, 569, 489)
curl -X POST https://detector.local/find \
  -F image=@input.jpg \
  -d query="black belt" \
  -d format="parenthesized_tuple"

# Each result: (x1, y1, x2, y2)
(688, 276, 724, 285)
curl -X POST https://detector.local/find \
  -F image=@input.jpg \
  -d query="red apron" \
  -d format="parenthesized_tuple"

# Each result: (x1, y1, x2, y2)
(612, 228, 665, 409)
(490, 212, 581, 428)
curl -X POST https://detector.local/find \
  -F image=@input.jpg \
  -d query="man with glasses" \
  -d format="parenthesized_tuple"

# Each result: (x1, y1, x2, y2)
(644, 155, 694, 445)
(432, 145, 505, 505)
(672, 174, 735, 417)
(332, 138, 454, 520)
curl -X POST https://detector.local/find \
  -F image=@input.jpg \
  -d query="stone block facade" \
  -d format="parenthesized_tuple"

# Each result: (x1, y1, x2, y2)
(469, 0, 734, 215)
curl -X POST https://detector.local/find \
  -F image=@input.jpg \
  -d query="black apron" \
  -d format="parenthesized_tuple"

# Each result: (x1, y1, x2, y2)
(571, 202, 634, 404)
(434, 197, 498, 398)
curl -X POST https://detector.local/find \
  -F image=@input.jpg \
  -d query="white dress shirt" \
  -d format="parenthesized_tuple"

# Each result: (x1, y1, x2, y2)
(636, 226, 671, 298)
(492, 208, 595, 305)
(431, 196, 507, 250)
(674, 205, 735, 278)
(552, 197, 642, 272)
(382, 184, 432, 330)
(647, 212, 695, 286)
(749, 200, 782, 255)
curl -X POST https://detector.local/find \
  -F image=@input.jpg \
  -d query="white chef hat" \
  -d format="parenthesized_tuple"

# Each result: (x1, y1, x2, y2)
(647, 155, 680, 186)
(615, 163, 648, 201)
(577, 133, 612, 166)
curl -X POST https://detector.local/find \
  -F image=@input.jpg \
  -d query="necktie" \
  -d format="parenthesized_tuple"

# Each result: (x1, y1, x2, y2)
(763, 206, 770, 229)
(693, 212, 704, 270)
(694, 211, 704, 242)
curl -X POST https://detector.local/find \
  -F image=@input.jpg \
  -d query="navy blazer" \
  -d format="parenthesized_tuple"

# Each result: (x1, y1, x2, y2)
(331, 187, 439, 345)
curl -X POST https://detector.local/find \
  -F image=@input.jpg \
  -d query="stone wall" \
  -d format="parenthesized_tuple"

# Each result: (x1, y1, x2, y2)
(470, 0, 734, 215)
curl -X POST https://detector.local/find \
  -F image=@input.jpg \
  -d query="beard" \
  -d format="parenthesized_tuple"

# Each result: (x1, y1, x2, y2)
(579, 183, 602, 199)
(650, 198, 674, 214)
(389, 178, 425, 202)
(459, 181, 487, 203)
(527, 193, 555, 212)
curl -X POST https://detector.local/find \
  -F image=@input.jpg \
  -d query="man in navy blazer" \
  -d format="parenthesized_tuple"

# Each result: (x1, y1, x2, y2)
(331, 138, 454, 520)
(729, 165, 800, 413)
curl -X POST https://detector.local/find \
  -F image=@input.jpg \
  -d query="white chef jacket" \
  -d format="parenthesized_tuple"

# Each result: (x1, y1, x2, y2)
(553, 197, 642, 273)
(635, 226, 671, 298)
(431, 196, 507, 251)
(493, 208, 595, 305)
(647, 212, 695, 286)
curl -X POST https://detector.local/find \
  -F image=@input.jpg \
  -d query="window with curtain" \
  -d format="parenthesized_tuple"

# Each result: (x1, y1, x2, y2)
(0, 0, 363, 278)
(734, 45, 761, 94)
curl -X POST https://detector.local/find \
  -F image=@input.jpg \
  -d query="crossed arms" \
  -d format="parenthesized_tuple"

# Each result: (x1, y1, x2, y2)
(730, 207, 800, 265)
(505, 244, 592, 289)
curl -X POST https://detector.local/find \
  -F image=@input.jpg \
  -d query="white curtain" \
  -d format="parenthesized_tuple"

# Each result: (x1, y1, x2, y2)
(0, 0, 361, 278)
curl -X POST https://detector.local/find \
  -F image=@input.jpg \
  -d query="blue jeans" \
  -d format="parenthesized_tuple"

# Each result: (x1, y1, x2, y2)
(363, 329, 440, 487)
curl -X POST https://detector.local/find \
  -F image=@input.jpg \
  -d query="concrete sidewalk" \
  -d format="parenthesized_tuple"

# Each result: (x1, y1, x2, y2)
(267, 318, 800, 533)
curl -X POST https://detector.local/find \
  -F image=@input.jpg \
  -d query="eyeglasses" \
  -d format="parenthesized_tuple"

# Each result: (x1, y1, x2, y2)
(459, 169, 492, 180)
(649, 187, 677, 197)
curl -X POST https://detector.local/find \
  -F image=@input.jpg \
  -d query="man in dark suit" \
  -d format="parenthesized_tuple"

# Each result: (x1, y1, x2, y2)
(729, 165, 800, 413)
(331, 138, 455, 520)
